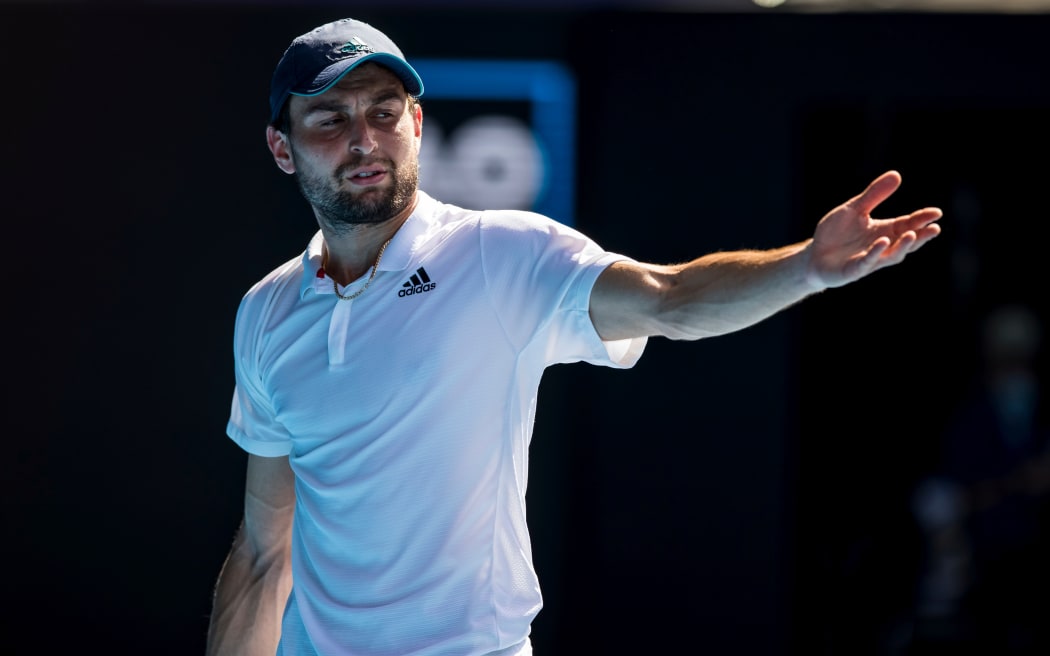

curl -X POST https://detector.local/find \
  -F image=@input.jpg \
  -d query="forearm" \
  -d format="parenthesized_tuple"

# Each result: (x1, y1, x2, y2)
(591, 240, 822, 342)
(656, 239, 822, 339)
(206, 522, 292, 656)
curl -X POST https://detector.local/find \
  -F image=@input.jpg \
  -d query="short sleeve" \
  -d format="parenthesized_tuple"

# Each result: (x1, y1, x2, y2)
(478, 210, 646, 369)
(225, 292, 294, 457)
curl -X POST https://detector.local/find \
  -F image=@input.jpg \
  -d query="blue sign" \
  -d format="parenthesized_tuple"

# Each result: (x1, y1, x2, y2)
(411, 59, 577, 226)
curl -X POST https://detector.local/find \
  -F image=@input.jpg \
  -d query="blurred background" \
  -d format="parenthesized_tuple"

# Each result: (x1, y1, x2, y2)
(4, 0, 1049, 654)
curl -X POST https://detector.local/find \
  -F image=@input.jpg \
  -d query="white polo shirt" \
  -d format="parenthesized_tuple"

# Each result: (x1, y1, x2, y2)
(227, 191, 646, 655)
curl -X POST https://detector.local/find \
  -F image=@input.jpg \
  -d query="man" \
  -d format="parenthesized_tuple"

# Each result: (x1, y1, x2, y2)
(206, 16, 942, 656)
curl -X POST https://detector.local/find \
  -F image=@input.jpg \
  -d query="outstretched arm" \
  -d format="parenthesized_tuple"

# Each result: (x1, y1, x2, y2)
(206, 454, 295, 656)
(590, 170, 942, 341)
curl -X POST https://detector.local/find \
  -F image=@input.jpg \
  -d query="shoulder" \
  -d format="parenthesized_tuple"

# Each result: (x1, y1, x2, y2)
(477, 208, 604, 266)
(477, 207, 589, 247)
(236, 252, 305, 325)
(479, 207, 565, 233)
(420, 191, 563, 236)
(417, 195, 574, 256)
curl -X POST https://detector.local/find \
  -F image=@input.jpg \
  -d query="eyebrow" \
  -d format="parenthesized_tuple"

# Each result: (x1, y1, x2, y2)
(301, 90, 405, 118)
(301, 101, 347, 118)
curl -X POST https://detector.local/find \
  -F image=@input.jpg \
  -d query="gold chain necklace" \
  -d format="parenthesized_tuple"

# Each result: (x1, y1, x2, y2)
(325, 238, 393, 302)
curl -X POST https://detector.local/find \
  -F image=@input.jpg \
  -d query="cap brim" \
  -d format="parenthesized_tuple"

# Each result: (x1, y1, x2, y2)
(298, 53, 423, 98)
(271, 53, 424, 124)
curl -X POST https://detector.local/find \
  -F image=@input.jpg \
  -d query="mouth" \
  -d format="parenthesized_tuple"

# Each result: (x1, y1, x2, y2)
(343, 166, 388, 188)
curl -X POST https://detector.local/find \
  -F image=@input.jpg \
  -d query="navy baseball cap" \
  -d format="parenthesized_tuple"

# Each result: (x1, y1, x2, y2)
(269, 18, 424, 124)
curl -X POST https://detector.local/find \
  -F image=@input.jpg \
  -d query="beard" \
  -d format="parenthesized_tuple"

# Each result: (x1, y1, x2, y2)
(294, 153, 419, 233)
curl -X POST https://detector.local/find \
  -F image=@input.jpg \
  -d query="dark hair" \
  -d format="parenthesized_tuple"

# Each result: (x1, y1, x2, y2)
(270, 100, 292, 135)
(269, 94, 420, 136)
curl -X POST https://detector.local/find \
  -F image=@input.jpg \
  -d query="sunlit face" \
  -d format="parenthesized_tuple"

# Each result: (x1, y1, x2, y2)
(271, 63, 423, 231)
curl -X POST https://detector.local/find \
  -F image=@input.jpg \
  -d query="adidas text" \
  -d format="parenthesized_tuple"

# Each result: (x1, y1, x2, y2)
(399, 282, 436, 297)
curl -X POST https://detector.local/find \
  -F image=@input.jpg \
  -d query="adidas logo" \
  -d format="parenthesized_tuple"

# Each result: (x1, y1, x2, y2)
(398, 267, 436, 298)
(330, 37, 375, 61)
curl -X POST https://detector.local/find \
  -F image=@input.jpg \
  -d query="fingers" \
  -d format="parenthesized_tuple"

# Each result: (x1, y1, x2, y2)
(885, 231, 919, 260)
(840, 236, 889, 282)
(855, 228, 928, 277)
(911, 222, 942, 248)
(871, 226, 939, 273)
(889, 208, 942, 247)
(907, 207, 944, 228)
(861, 236, 892, 266)
(850, 170, 903, 216)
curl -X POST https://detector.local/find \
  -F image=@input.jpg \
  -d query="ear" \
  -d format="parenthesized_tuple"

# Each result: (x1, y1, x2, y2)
(412, 101, 423, 138)
(266, 125, 296, 174)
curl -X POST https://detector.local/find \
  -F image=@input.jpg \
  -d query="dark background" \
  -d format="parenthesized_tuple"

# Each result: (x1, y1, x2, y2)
(5, 3, 1049, 654)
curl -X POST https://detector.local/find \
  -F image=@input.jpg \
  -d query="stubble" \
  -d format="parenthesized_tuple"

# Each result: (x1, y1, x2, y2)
(294, 152, 419, 235)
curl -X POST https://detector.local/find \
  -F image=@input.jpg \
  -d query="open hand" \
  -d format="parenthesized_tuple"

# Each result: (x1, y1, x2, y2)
(807, 170, 943, 289)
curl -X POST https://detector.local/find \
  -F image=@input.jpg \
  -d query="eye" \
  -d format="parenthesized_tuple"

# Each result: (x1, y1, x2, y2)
(372, 103, 404, 121)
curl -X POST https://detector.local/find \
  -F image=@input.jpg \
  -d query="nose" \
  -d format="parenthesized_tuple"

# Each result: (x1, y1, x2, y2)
(348, 116, 379, 155)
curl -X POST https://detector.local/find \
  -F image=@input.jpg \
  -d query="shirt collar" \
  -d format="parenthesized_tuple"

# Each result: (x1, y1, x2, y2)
(298, 191, 438, 299)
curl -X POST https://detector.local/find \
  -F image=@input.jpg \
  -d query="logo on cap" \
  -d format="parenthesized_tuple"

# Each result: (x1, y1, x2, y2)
(328, 37, 376, 62)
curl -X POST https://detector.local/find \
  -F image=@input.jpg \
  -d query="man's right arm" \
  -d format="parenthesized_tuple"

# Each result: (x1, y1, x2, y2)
(207, 454, 295, 656)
